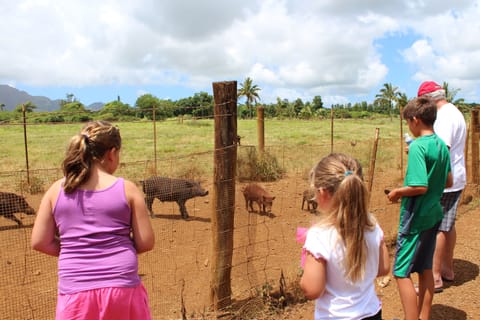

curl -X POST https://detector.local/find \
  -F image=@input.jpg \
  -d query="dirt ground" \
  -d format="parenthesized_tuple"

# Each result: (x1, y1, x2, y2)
(261, 183, 480, 320)
(1, 173, 479, 320)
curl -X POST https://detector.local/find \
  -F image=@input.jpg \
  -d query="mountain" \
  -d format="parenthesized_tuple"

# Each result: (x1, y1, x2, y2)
(0, 85, 104, 111)
(0, 85, 61, 111)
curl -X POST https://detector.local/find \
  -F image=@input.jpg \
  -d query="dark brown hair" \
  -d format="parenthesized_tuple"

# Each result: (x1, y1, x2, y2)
(62, 121, 121, 193)
(402, 96, 437, 126)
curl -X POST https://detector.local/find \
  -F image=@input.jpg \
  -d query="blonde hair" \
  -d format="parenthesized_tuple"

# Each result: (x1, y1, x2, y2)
(62, 121, 121, 193)
(310, 153, 375, 282)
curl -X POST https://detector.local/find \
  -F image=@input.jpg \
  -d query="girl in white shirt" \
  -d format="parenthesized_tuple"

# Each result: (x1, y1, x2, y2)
(300, 153, 390, 320)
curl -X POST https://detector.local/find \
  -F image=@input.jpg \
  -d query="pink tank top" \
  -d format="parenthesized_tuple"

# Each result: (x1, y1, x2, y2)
(53, 178, 140, 294)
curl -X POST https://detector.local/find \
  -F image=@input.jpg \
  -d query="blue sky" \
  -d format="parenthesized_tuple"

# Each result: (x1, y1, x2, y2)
(1, 1, 479, 107)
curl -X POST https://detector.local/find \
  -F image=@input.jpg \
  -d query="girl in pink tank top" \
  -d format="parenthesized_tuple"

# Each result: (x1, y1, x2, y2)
(32, 121, 155, 320)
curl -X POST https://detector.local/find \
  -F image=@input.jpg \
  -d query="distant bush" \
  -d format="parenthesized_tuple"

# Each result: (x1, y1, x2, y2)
(33, 114, 65, 123)
(350, 111, 372, 119)
(237, 146, 285, 182)
(63, 114, 93, 122)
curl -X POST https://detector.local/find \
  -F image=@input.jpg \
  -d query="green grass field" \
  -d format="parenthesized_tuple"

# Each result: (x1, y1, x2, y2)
(0, 116, 410, 175)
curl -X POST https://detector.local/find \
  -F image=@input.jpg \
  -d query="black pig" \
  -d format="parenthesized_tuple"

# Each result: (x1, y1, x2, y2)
(0, 192, 36, 226)
(141, 177, 209, 219)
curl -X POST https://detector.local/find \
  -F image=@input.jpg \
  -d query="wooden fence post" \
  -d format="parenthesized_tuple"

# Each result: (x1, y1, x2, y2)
(471, 108, 480, 193)
(210, 81, 237, 311)
(257, 106, 265, 154)
(330, 107, 334, 153)
(152, 104, 157, 175)
(22, 104, 30, 185)
(399, 105, 405, 179)
(368, 128, 380, 196)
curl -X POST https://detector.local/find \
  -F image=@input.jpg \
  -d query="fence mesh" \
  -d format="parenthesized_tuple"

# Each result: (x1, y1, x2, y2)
(0, 116, 478, 320)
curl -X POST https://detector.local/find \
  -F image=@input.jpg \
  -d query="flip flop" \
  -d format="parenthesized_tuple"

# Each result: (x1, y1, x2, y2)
(442, 276, 454, 282)
(435, 286, 444, 293)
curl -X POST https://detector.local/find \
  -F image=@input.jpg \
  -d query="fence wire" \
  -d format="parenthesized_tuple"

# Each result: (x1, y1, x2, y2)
(0, 117, 478, 320)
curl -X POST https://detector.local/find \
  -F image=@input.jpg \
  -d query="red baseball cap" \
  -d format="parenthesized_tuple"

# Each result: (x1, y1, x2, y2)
(417, 81, 442, 97)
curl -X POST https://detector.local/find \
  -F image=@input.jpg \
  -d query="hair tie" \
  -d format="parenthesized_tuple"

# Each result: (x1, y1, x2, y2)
(82, 134, 90, 143)
(344, 170, 353, 176)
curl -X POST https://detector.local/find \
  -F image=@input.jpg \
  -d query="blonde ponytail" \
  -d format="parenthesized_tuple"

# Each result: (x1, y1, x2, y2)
(310, 153, 375, 282)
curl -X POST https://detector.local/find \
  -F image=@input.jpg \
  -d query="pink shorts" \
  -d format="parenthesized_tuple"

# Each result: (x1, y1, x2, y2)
(56, 284, 152, 320)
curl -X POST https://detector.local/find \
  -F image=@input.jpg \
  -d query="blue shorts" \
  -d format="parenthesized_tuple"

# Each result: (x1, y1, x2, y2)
(439, 191, 462, 232)
(393, 223, 440, 278)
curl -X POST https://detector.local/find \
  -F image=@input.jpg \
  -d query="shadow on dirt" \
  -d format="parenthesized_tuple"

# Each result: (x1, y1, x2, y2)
(0, 223, 33, 231)
(431, 305, 467, 320)
(257, 211, 276, 219)
(151, 213, 211, 223)
(443, 258, 479, 289)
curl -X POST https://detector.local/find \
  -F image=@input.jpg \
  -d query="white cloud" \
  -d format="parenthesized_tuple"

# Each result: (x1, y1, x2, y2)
(0, 0, 479, 104)
(401, 2, 480, 101)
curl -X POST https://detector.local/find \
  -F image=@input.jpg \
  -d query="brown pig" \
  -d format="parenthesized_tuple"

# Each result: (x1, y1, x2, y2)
(301, 188, 318, 213)
(242, 183, 275, 214)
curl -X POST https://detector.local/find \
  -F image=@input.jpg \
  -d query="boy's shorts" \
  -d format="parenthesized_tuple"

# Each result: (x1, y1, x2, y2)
(439, 190, 462, 232)
(393, 223, 440, 278)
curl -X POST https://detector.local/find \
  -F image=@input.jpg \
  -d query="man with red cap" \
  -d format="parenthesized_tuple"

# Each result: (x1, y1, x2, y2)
(417, 80, 467, 292)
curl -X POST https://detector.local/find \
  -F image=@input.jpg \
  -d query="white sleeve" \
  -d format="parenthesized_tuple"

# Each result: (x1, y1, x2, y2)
(303, 227, 331, 261)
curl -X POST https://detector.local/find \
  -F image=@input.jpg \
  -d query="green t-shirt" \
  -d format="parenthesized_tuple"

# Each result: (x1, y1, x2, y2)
(399, 134, 451, 234)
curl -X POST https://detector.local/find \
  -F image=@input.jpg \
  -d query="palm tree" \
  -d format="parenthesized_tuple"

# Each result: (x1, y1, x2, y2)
(238, 77, 261, 118)
(0, 103, 5, 111)
(14, 101, 36, 113)
(442, 82, 467, 112)
(375, 83, 399, 121)
(442, 82, 460, 102)
(396, 92, 409, 114)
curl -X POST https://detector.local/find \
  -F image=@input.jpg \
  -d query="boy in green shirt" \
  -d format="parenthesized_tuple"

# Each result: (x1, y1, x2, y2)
(386, 96, 452, 320)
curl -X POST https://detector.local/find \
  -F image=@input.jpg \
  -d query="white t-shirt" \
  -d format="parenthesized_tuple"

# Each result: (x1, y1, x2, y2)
(303, 223, 383, 320)
(434, 102, 467, 192)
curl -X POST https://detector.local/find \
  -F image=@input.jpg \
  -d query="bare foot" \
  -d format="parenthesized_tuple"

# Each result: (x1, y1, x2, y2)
(441, 269, 454, 281)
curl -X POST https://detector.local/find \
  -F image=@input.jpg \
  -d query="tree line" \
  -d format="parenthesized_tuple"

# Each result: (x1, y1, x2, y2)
(0, 79, 476, 124)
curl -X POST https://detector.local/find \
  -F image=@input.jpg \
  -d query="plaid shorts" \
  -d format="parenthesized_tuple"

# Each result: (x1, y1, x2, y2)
(439, 190, 462, 232)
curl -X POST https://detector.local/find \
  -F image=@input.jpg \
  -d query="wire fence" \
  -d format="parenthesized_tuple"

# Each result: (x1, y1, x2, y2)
(0, 108, 478, 319)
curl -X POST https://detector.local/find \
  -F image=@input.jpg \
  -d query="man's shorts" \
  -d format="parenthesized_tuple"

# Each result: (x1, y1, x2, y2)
(439, 190, 462, 232)
(393, 223, 440, 278)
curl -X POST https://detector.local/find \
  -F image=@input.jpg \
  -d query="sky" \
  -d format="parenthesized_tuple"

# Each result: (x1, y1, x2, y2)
(1, 0, 479, 107)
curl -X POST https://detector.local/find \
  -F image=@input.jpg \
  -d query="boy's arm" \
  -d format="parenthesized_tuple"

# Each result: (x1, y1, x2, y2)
(386, 186, 428, 203)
